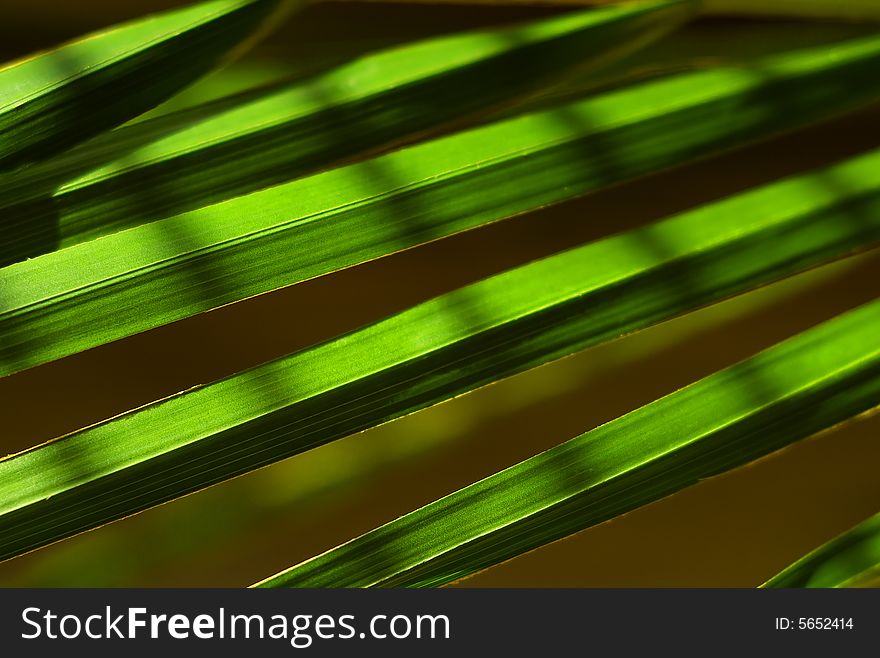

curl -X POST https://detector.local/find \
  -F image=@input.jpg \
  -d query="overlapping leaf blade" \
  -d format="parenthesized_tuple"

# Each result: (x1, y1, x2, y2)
(0, 0, 290, 171)
(4, 33, 880, 376)
(256, 299, 880, 587)
(2, 146, 880, 561)
(0, 0, 692, 265)
(763, 511, 880, 588)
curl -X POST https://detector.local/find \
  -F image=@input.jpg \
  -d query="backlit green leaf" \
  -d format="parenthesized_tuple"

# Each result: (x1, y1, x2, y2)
(256, 299, 880, 587)
(763, 511, 880, 588)
(0, 0, 692, 264)
(0, 0, 289, 171)
(4, 33, 880, 375)
(1, 147, 879, 561)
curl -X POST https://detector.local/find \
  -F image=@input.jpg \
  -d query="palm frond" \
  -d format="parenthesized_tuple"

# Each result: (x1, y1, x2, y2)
(763, 511, 880, 588)
(0, 0, 290, 171)
(0, 0, 689, 264)
(2, 147, 879, 561)
(4, 33, 880, 375)
(256, 298, 880, 587)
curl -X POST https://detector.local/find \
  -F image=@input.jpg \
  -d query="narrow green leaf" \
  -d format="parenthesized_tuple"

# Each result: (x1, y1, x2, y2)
(0, 0, 693, 265)
(2, 147, 880, 561)
(0, 0, 289, 171)
(763, 511, 880, 588)
(4, 33, 880, 376)
(256, 299, 880, 588)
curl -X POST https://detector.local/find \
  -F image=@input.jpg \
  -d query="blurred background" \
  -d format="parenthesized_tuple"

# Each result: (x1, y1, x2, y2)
(1, 0, 879, 587)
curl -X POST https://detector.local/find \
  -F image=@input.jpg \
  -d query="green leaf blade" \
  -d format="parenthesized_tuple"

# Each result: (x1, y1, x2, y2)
(0, 0, 692, 265)
(1, 147, 879, 561)
(255, 299, 880, 588)
(763, 512, 880, 588)
(0, 0, 288, 171)
(4, 33, 880, 375)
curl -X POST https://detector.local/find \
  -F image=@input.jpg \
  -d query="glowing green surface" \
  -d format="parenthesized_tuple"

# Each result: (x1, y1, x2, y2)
(0, 0, 286, 170)
(257, 299, 880, 587)
(764, 512, 880, 588)
(1, 148, 879, 561)
(3, 33, 880, 376)
(0, 0, 689, 264)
